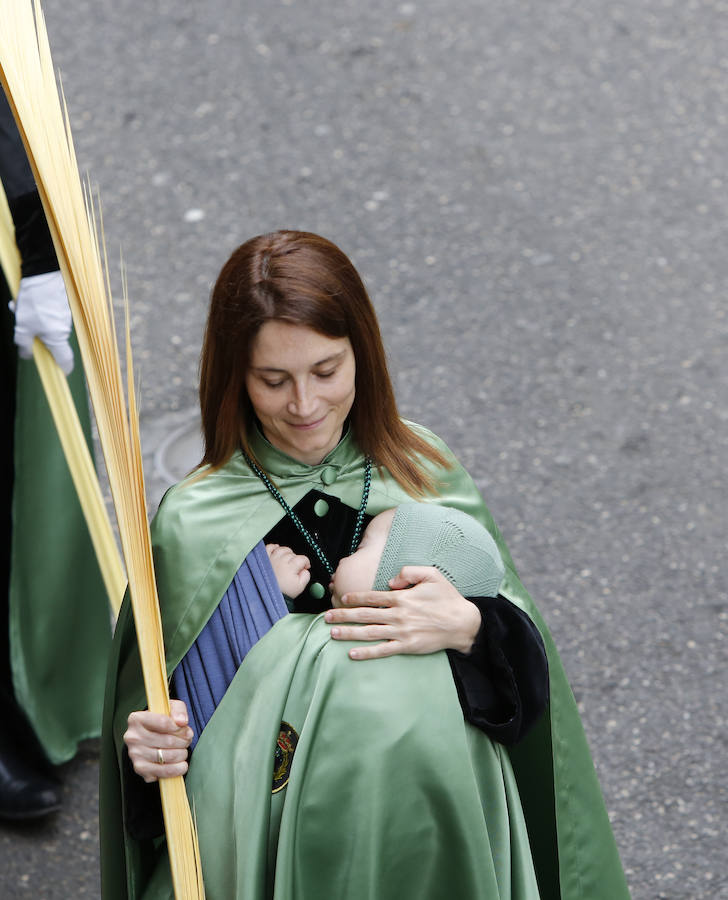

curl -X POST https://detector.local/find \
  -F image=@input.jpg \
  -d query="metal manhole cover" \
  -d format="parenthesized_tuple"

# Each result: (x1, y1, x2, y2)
(153, 411, 204, 485)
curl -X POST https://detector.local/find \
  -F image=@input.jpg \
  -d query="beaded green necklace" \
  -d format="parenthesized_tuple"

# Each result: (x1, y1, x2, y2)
(243, 451, 372, 578)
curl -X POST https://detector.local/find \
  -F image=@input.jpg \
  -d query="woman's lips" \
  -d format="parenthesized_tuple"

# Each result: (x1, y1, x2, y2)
(288, 415, 326, 430)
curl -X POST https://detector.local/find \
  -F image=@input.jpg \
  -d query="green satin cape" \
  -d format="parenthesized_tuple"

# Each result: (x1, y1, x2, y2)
(2, 262, 110, 763)
(100, 423, 630, 898)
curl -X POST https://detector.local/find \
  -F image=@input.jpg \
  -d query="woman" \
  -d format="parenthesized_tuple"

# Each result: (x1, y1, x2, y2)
(100, 231, 629, 899)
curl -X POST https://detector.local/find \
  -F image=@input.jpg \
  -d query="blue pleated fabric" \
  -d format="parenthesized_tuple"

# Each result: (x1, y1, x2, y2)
(172, 540, 288, 748)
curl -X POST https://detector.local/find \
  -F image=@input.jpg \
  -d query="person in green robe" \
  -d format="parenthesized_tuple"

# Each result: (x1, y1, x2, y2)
(101, 230, 630, 898)
(0, 90, 111, 820)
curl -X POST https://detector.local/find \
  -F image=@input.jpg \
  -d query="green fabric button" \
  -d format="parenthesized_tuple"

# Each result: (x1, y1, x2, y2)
(313, 499, 329, 517)
(308, 582, 326, 600)
(321, 466, 337, 485)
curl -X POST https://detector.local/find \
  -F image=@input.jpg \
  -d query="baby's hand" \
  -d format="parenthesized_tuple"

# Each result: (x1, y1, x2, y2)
(265, 544, 311, 599)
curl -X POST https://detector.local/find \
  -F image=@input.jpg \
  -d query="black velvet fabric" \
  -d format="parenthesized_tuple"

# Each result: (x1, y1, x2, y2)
(264, 488, 371, 612)
(449, 595, 549, 745)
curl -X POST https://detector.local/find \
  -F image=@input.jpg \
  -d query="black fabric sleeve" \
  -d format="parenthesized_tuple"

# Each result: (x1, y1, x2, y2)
(122, 747, 165, 842)
(0, 90, 36, 199)
(7, 190, 59, 277)
(447, 594, 549, 745)
(1, 90, 59, 276)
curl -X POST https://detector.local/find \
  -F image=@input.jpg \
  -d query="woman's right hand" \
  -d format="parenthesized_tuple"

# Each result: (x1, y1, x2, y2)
(124, 699, 194, 783)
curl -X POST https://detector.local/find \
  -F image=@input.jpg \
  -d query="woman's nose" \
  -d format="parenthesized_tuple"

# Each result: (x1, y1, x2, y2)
(288, 381, 315, 416)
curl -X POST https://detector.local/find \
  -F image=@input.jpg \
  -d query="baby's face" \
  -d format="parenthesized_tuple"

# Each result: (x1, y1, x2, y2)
(330, 509, 395, 603)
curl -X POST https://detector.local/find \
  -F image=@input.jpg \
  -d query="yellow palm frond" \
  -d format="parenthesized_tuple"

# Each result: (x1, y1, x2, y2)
(0, 2, 205, 896)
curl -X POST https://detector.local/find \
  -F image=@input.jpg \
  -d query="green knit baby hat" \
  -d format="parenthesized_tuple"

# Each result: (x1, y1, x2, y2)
(373, 503, 505, 597)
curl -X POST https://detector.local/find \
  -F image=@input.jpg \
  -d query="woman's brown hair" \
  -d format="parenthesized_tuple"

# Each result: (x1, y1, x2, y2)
(199, 230, 450, 496)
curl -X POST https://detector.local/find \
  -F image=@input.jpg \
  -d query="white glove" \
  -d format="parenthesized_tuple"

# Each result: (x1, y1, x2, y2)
(9, 270, 74, 375)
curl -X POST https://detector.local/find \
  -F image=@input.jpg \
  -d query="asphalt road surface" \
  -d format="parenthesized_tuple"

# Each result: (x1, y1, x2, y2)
(1, 0, 726, 897)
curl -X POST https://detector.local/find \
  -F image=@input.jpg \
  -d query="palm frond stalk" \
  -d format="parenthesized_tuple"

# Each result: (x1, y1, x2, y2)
(0, 2, 205, 896)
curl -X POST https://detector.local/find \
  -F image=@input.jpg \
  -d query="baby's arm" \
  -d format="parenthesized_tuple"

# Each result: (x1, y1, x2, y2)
(265, 544, 311, 599)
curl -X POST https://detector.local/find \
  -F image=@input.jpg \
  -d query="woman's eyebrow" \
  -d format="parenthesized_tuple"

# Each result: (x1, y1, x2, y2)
(313, 351, 346, 366)
(252, 350, 346, 373)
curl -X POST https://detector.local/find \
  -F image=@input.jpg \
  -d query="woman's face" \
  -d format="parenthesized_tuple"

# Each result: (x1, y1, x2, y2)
(245, 320, 356, 465)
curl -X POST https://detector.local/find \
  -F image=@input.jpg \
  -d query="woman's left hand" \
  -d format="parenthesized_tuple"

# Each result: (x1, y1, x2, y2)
(324, 566, 482, 660)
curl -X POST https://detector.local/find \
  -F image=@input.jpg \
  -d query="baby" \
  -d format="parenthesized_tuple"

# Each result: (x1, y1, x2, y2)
(266, 503, 505, 606)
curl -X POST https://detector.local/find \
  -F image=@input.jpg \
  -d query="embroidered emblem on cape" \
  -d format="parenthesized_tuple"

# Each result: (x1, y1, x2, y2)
(272, 721, 299, 793)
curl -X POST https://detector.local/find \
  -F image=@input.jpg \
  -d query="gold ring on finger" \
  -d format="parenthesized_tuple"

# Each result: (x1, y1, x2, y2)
(157, 748, 165, 765)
